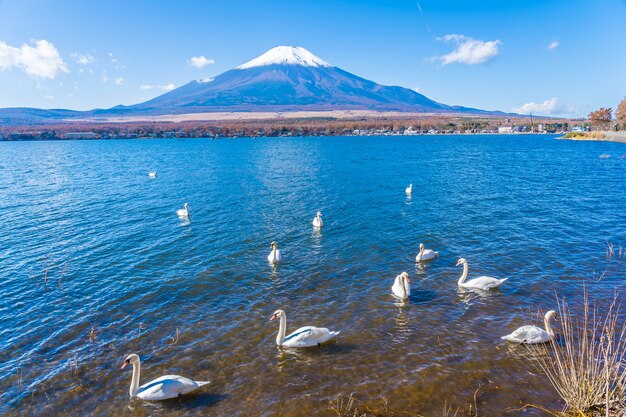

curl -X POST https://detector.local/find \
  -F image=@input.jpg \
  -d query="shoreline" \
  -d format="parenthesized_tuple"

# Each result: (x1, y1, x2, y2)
(558, 131, 626, 144)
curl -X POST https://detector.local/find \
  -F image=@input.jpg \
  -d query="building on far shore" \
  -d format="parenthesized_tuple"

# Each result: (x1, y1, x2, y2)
(498, 126, 513, 134)
(64, 132, 98, 139)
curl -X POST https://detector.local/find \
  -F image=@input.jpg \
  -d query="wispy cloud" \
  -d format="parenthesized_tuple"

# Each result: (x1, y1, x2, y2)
(70, 52, 95, 65)
(189, 55, 215, 68)
(547, 41, 559, 50)
(432, 34, 501, 66)
(0, 39, 69, 78)
(114, 77, 125, 85)
(140, 83, 175, 91)
(513, 97, 576, 116)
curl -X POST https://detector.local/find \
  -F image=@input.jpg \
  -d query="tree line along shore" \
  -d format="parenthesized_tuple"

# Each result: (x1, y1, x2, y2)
(0, 115, 579, 141)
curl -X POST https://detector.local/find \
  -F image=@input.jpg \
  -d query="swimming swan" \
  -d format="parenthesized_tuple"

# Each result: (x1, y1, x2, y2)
(501, 310, 558, 344)
(415, 243, 438, 262)
(148, 172, 157, 178)
(267, 241, 281, 263)
(270, 309, 340, 348)
(121, 354, 209, 401)
(456, 258, 507, 290)
(391, 272, 411, 301)
(312, 212, 323, 228)
(405, 184, 413, 195)
(177, 203, 189, 218)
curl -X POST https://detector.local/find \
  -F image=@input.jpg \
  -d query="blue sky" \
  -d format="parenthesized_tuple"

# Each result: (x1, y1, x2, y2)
(0, 0, 624, 117)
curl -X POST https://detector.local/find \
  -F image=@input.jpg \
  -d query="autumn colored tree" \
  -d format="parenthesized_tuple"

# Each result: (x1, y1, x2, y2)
(588, 107, 613, 131)
(616, 97, 626, 129)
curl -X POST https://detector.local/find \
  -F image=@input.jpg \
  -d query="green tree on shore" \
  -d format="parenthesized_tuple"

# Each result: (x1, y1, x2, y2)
(588, 107, 613, 131)
(616, 97, 626, 129)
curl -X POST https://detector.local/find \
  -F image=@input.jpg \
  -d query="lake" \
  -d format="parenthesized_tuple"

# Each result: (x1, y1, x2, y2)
(0, 134, 625, 416)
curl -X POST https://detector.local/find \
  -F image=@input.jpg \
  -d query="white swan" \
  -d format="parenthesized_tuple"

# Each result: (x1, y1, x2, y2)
(501, 310, 558, 344)
(456, 258, 507, 290)
(267, 241, 281, 263)
(176, 203, 189, 218)
(121, 354, 209, 401)
(391, 272, 411, 301)
(148, 172, 157, 178)
(270, 309, 340, 348)
(312, 211, 323, 228)
(416, 243, 438, 262)
(405, 184, 413, 195)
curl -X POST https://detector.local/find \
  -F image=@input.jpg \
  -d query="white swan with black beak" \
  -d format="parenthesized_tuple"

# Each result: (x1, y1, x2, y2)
(267, 241, 281, 263)
(456, 258, 508, 290)
(270, 309, 340, 348)
(415, 243, 438, 262)
(120, 354, 209, 401)
(312, 211, 323, 228)
(177, 203, 189, 218)
(502, 310, 558, 344)
(391, 272, 411, 301)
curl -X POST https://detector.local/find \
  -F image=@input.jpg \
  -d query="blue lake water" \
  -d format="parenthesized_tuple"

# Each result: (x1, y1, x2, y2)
(0, 135, 625, 416)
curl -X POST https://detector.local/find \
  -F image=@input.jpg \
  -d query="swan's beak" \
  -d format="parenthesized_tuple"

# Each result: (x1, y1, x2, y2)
(406, 277, 411, 283)
(121, 361, 129, 370)
(270, 314, 277, 321)
(455, 260, 461, 266)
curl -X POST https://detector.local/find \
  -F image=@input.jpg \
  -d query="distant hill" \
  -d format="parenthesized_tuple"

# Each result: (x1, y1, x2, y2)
(0, 46, 508, 124)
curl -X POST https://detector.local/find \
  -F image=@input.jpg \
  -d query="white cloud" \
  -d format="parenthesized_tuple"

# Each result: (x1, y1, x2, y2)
(189, 55, 215, 68)
(0, 39, 69, 78)
(513, 97, 577, 116)
(547, 41, 559, 50)
(44, 95, 54, 100)
(101, 70, 109, 82)
(433, 34, 501, 65)
(114, 77, 125, 85)
(140, 83, 175, 91)
(71, 52, 94, 65)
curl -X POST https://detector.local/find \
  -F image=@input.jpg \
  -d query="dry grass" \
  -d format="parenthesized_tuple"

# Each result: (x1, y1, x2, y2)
(328, 394, 404, 417)
(526, 289, 626, 416)
(606, 242, 625, 259)
(561, 132, 606, 140)
(328, 393, 481, 417)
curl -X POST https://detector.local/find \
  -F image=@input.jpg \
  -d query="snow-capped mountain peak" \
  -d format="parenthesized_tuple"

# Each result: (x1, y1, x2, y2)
(236, 46, 332, 69)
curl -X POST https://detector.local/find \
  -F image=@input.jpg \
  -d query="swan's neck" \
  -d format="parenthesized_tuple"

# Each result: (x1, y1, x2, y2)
(273, 246, 277, 258)
(419, 247, 424, 255)
(458, 263, 468, 285)
(544, 316, 555, 337)
(129, 361, 141, 397)
(276, 314, 286, 346)
(400, 276, 409, 298)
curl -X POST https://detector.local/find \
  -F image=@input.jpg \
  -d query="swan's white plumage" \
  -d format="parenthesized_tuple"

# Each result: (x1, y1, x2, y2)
(405, 184, 412, 195)
(271, 310, 339, 348)
(267, 241, 281, 263)
(135, 375, 210, 401)
(391, 272, 411, 301)
(502, 310, 557, 344)
(501, 325, 551, 344)
(456, 258, 507, 290)
(312, 212, 323, 228)
(148, 172, 157, 178)
(415, 243, 438, 262)
(177, 203, 189, 218)
(121, 354, 209, 401)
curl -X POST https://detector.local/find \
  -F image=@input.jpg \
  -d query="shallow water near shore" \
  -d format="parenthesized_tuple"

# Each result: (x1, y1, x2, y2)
(0, 134, 625, 416)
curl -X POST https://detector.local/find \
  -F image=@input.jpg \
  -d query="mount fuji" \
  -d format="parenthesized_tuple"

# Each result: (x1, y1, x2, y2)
(124, 46, 491, 115)
(0, 46, 505, 124)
